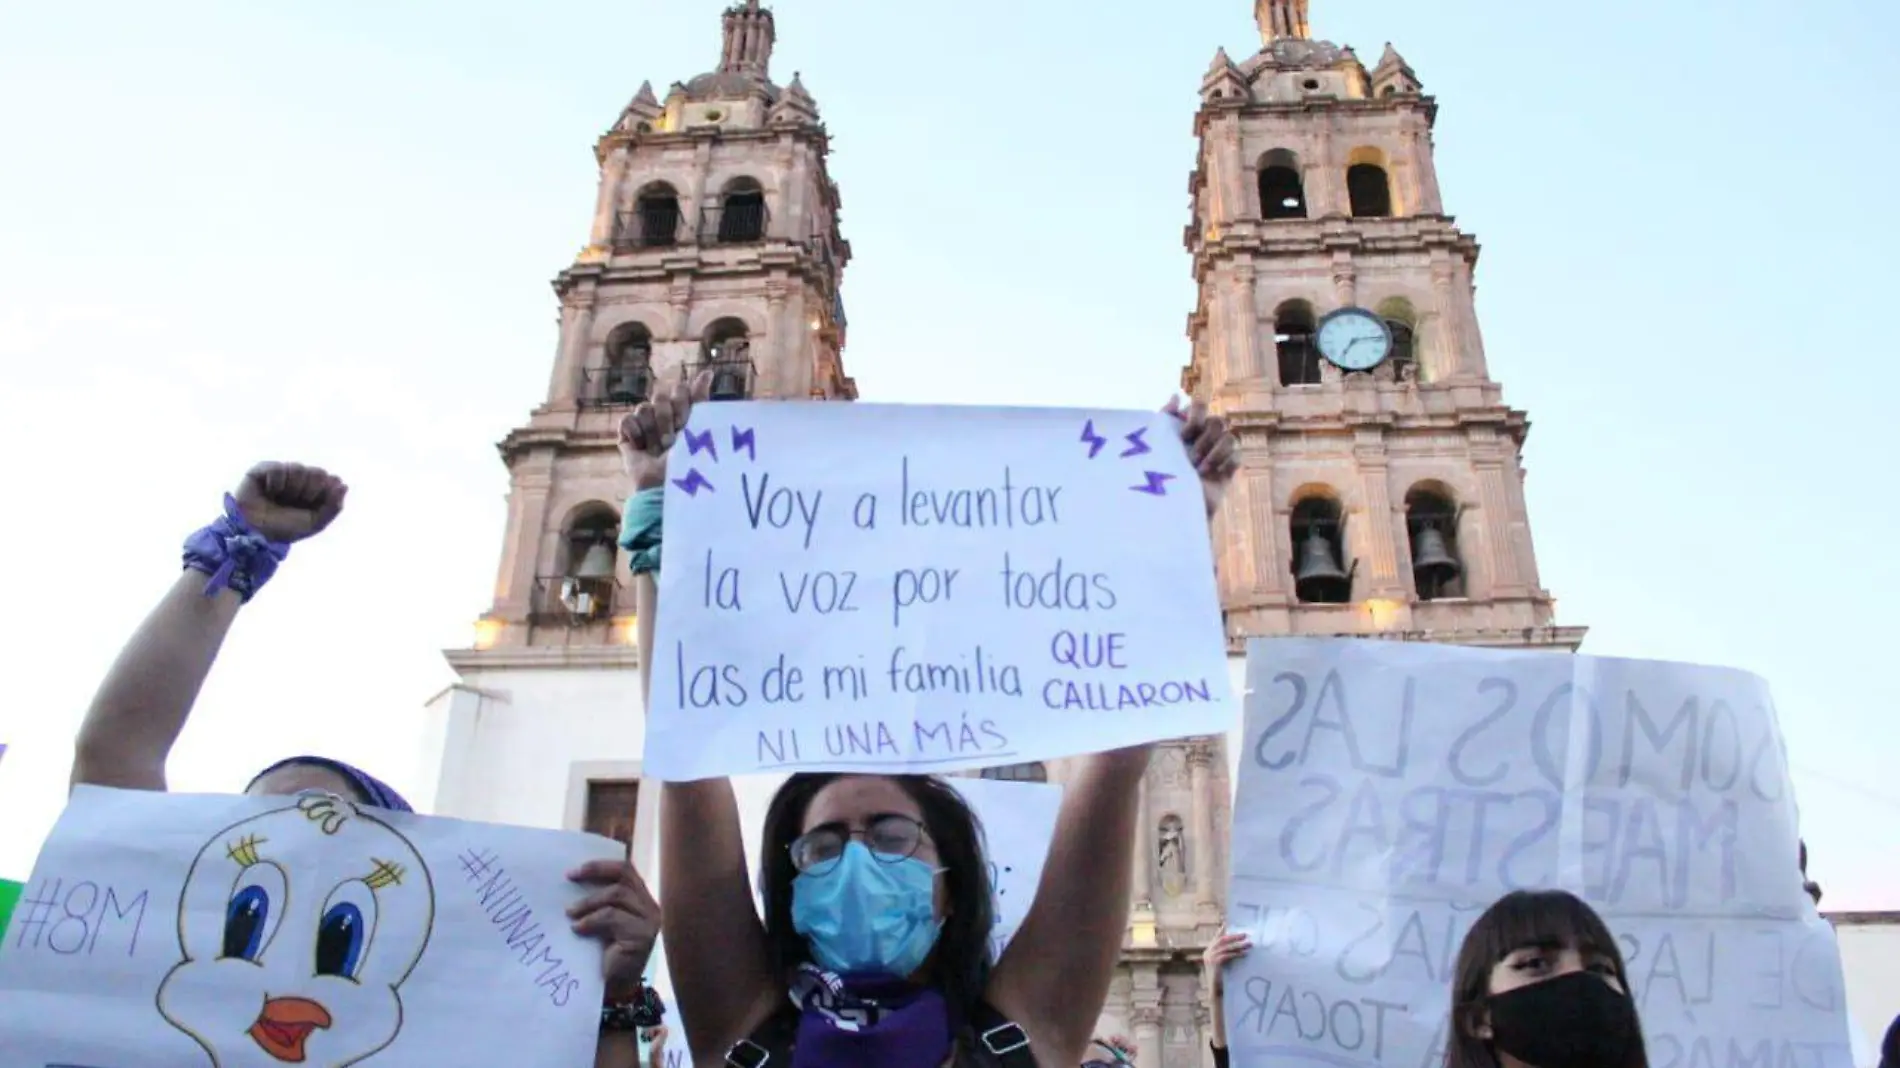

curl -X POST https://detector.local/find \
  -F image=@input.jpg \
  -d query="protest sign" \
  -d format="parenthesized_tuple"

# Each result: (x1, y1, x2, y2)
(0, 785, 622, 1067)
(1225, 638, 1854, 1068)
(645, 402, 1233, 781)
(950, 775, 1063, 957)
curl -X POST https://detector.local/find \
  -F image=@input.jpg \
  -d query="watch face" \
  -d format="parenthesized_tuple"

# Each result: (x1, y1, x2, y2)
(1316, 308, 1393, 371)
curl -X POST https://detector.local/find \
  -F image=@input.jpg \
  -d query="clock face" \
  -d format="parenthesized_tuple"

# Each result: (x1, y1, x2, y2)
(1316, 308, 1393, 372)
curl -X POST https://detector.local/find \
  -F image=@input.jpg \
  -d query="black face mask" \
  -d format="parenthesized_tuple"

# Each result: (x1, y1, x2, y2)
(1487, 970, 1640, 1068)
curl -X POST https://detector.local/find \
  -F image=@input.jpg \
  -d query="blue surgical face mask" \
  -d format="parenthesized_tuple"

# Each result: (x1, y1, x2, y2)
(791, 841, 942, 978)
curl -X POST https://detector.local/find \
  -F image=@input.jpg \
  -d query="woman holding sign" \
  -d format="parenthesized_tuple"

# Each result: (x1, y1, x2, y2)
(1446, 890, 1649, 1068)
(67, 461, 665, 1068)
(620, 375, 1240, 1068)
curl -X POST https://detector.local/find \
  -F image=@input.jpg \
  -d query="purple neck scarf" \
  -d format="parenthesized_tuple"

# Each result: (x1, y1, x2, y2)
(248, 756, 413, 813)
(789, 965, 953, 1068)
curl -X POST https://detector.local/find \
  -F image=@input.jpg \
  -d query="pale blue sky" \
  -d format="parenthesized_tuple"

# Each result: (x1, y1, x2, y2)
(0, 0, 1895, 907)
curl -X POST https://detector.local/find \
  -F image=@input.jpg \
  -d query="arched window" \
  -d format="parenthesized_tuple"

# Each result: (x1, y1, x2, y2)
(702, 318, 753, 401)
(599, 323, 653, 406)
(1404, 485, 1464, 600)
(633, 183, 682, 247)
(1290, 495, 1351, 604)
(1275, 301, 1321, 386)
(1348, 163, 1393, 218)
(1374, 297, 1418, 383)
(1258, 150, 1308, 220)
(980, 762, 1048, 783)
(715, 178, 767, 243)
(554, 504, 619, 623)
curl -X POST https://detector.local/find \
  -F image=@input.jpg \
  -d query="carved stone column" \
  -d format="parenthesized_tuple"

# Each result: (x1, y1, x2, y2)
(588, 146, 630, 248)
(1131, 963, 1164, 1068)
(1187, 740, 1219, 916)
(1227, 264, 1260, 382)
(548, 297, 596, 406)
(497, 457, 555, 619)
(1131, 775, 1155, 906)
(1352, 440, 1406, 599)
(1474, 453, 1522, 594)
(1429, 260, 1466, 380)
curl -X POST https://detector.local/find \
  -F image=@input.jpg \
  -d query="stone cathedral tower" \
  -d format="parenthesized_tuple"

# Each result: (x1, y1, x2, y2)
(426, 1, 851, 868)
(475, 0, 852, 658)
(1101, 1, 1586, 1064)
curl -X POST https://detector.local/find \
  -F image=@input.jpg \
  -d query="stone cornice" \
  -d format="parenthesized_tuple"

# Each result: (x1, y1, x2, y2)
(593, 122, 832, 165)
(1218, 403, 1531, 439)
(554, 240, 833, 297)
(445, 644, 640, 673)
(1224, 625, 1588, 656)
(1193, 92, 1439, 137)
(1190, 214, 1479, 278)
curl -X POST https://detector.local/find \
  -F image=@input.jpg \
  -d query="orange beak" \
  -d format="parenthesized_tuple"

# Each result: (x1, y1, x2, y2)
(247, 995, 333, 1063)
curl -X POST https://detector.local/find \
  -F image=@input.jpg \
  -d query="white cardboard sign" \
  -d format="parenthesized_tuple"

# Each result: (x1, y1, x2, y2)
(0, 786, 622, 1067)
(645, 402, 1233, 781)
(949, 775, 1063, 958)
(1225, 639, 1855, 1068)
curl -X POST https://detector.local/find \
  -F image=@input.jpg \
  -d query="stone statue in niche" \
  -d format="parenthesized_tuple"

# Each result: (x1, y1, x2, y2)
(1157, 814, 1187, 898)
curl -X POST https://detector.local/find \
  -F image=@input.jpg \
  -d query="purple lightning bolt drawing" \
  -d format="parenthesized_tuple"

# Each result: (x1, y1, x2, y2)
(1130, 471, 1175, 496)
(685, 427, 717, 459)
(731, 426, 757, 461)
(1080, 420, 1107, 459)
(1120, 427, 1152, 458)
(673, 469, 715, 496)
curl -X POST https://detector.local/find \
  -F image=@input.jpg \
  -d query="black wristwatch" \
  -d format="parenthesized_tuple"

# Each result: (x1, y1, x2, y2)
(601, 982, 666, 1033)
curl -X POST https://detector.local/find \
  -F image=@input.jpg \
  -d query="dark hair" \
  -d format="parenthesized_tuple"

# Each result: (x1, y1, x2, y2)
(1880, 1013, 1898, 1068)
(1446, 890, 1649, 1068)
(757, 773, 995, 1018)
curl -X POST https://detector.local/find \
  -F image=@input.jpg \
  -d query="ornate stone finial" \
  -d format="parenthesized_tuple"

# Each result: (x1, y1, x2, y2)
(616, 80, 663, 131)
(769, 71, 819, 126)
(719, 0, 776, 77)
(1201, 47, 1248, 104)
(1372, 42, 1422, 95)
(1256, 0, 1311, 42)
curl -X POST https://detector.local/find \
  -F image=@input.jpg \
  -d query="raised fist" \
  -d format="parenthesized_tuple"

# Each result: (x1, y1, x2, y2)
(233, 463, 348, 543)
(618, 371, 712, 492)
(1165, 395, 1241, 519)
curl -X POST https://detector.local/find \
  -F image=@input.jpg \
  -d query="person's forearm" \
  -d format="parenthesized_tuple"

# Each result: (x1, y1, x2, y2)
(594, 1031, 638, 1068)
(71, 570, 240, 792)
(636, 573, 657, 707)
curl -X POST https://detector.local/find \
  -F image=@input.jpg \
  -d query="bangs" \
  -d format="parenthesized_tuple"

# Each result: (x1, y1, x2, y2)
(1471, 890, 1620, 965)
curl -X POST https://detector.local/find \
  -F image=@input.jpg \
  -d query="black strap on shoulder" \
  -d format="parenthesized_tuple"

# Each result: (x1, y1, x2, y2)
(968, 1000, 1036, 1068)
(724, 1001, 1036, 1068)
(725, 1007, 798, 1068)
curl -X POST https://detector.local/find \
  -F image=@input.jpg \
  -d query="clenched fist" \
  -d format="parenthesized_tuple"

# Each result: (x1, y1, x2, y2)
(618, 371, 712, 492)
(233, 463, 348, 543)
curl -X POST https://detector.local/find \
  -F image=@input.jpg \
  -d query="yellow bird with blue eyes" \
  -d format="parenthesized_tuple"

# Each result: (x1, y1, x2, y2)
(157, 794, 436, 1067)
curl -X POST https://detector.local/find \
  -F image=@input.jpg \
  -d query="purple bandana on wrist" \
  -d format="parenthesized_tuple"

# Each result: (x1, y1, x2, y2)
(789, 964, 954, 1068)
(182, 493, 291, 602)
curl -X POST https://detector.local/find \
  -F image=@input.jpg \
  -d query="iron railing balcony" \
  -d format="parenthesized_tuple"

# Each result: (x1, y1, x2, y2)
(612, 206, 684, 251)
(701, 200, 769, 244)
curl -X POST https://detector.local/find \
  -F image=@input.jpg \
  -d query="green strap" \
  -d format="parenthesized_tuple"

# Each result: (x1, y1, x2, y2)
(619, 488, 665, 576)
(0, 879, 22, 955)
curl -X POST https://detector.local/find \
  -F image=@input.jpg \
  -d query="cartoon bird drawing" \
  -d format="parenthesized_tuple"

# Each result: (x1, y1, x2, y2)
(157, 794, 436, 1067)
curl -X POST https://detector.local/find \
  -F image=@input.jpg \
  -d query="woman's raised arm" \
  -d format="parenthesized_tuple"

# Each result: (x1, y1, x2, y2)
(72, 464, 347, 792)
(986, 397, 1239, 1065)
(621, 379, 779, 1062)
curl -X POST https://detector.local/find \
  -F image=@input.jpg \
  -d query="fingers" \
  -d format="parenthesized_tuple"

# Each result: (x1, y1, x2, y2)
(687, 369, 714, 405)
(566, 860, 661, 924)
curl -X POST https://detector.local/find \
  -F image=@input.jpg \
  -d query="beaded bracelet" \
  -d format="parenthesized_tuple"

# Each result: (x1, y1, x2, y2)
(600, 981, 665, 1032)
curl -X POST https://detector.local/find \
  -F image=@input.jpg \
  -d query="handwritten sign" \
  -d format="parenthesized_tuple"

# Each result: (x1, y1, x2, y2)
(1224, 639, 1855, 1068)
(646, 402, 1234, 781)
(0, 785, 622, 1066)
(949, 775, 1063, 957)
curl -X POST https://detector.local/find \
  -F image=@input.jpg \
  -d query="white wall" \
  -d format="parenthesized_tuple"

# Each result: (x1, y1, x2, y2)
(1838, 919, 1900, 1059)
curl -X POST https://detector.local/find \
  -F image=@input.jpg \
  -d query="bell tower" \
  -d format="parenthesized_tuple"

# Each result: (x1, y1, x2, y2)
(1097, 3, 1587, 1064)
(475, 0, 853, 654)
(1183, 5, 1580, 651)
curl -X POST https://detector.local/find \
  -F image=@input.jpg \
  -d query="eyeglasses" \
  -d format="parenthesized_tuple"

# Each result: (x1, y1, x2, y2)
(788, 814, 929, 874)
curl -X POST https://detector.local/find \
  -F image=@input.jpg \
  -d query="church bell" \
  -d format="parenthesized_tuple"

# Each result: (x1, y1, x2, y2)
(709, 365, 749, 401)
(607, 367, 650, 405)
(571, 541, 618, 581)
(1410, 524, 1460, 584)
(1292, 527, 1349, 601)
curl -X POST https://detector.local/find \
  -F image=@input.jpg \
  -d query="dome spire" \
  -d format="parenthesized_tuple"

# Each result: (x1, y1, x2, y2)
(718, 0, 776, 78)
(1255, 0, 1311, 42)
